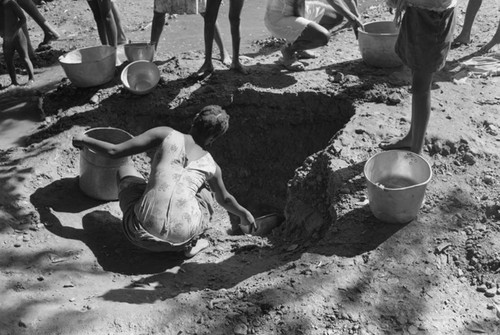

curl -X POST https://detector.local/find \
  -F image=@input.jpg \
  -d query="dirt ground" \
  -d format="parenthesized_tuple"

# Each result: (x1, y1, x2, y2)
(1, 0, 500, 334)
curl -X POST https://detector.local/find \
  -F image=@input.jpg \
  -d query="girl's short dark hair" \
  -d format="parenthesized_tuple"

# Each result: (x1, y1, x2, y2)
(191, 105, 230, 140)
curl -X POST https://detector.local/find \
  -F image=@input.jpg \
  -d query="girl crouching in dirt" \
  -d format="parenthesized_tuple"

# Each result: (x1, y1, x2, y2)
(73, 105, 256, 258)
(0, 0, 35, 87)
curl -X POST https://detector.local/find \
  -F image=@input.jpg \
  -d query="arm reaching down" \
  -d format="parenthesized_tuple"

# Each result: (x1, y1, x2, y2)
(207, 163, 256, 231)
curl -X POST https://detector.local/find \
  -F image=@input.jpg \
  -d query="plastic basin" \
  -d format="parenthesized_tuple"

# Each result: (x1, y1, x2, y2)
(121, 60, 160, 95)
(124, 42, 155, 62)
(357, 21, 403, 68)
(364, 150, 432, 224)
(58, 45, 117, 88)
(79, 127, 133, 201)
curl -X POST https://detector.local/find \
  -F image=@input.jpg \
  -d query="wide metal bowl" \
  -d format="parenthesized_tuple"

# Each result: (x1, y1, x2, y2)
(124, 42, 155, 62)
(58, 45, 117, 88)
(121, 60, 160, 95)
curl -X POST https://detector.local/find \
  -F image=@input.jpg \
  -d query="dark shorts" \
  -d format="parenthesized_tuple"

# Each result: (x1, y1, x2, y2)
(118, 176, 214, 252)
(395, 6, 456, 72)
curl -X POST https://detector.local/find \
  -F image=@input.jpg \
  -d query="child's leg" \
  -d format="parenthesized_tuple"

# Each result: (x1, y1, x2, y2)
(111, 0, 127, 45)
(453, 0, 482, 45)
(21, 23, 36, 58)
(193, 0, 223, 77)
(88, 0, 108, 45)
(200, 12, 231, 65)
(409, 70, 433, 154)
(3, 40, 19, 86)
(98, 0, 117, 46)
(15, 31, 35, 83)
(228, 0, 247, 74)
(16, 0, 59, 45)
(479, 19, 500, 53)
(150, 11, 166, 49)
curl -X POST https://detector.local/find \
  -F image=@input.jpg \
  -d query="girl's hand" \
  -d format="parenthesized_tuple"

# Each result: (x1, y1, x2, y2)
(72, 134, 86, 149)
(239, 211, 257, 234)
(351, 17, 364, 39)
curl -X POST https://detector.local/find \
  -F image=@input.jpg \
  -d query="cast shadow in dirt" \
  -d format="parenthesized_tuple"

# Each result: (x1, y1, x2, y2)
(30, 177, 184, 275)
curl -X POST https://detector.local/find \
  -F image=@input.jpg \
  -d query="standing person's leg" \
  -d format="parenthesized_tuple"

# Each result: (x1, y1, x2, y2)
(150, 0, 168, 50)
(408, 71, 433, 154)
(16, 0, 60, 46)
(20, 23, 36, 59)
(3, 39, 19, 86)
(228, 0, 247, 74)
(111, 0, 127, 44)
(479, 19, 500, 53)
(453, 0, 482, 46)
(15, 30, 35, 84)
(88, 0, 108, 45)
(200, 12, 231, 65)
(194, 0, 223, 77)
(97, 0, 117, 46)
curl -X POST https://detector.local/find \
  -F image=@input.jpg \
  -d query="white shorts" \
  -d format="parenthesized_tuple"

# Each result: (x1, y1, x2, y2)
(264, 1, 327, 43)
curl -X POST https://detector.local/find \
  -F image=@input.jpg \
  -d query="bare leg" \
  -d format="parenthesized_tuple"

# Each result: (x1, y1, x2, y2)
(111, 0, 127, 44)
(16, 31, 35, 84)
(228, 0, 247, 74)
(16, 0, 60, 46)
(479, 19, 500, 53)
(98, 0, 117, 46)
(21, 23, 36, 59)
(379, 70, 433, 153)
(194, 0, 223, 77)
(88, 0, 108, 45)
(453, 0, 482, 45)
(3, 41, 19, 86)
(200, 12, 231, 66)
(150, 11, 166, 50)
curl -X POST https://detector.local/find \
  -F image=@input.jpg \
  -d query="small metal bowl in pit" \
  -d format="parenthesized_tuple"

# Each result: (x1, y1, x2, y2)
(121, 60, 160, 95)
(124, 42, 155, 62)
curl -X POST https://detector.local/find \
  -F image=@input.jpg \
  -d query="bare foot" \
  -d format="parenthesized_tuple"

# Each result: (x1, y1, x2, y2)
(379, 135, 412, 150)
(230, 62, 248, 75)
(42, 31, 60, 46)
(220, 53, 232, 66)
(280, 45, 305, 71)
(191, 61, 214, 79)
(184, 239, 209, 258)
(296, 49, 317, 59)
(451, 34, 471, 48)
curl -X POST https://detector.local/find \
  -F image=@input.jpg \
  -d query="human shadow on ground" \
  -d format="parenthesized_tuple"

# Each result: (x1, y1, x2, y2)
(30, 177, 184, 275)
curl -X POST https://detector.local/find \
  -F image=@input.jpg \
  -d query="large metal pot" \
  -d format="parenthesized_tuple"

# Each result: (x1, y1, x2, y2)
(59, 45, 117, 88)
(358, 21, 403, 68)
(79, 127, 133, 201)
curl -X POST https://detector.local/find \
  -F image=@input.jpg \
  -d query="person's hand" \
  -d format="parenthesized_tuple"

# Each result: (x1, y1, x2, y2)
(350, 17, 364, 39)
(239, 211, 257, 234)
(72, 134, 86, 150)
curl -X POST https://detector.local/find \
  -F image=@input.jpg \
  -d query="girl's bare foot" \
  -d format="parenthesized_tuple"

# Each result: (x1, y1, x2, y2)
(184, 238, 209, 258)
(192, 62, 214, 79)
(379, 135, 412, 150)
(451, 34, 471, 48)
(230, 62, 248, 75)
(221, 53, 232, 66)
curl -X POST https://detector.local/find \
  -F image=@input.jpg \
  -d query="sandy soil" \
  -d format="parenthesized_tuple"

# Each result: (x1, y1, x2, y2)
(1, 0, 500, 334)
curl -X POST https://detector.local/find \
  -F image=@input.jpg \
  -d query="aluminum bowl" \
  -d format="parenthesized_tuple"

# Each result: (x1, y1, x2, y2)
(124, 42, 155, 62)
(58, 45, 117, 88)
(121, 60, 160, 95)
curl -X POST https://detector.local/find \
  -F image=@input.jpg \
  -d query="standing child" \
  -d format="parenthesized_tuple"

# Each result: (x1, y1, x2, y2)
(196, 0, 247, 77)
(380, 0, 457, 154)
(0, 0, 35, 87)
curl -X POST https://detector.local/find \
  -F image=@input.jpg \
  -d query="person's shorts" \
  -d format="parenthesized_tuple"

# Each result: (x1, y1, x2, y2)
(395, 5, 456, 72)
(264, 1, 326, 43)
(154, 0, 212, 14)
(118, 176, 214, 252)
